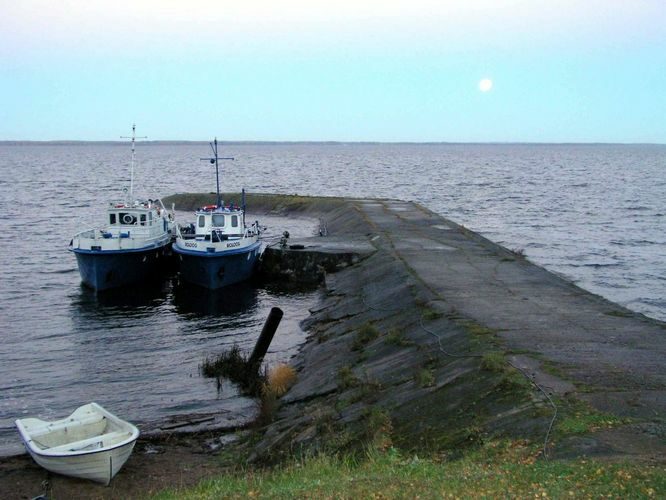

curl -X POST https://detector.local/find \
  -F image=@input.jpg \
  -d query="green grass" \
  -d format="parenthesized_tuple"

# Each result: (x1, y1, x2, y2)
(421, 307, 443, 321)
(337, 366, 360, 389)
(385, 328, 413, 347)
(458, 319, 496, 336)
(200, 345, 266, 396)
(556, 399, 633, 435)
(415, 368, 436, 388)
(152, 443, 665, 499)
(480, 351, 506, 372)
(351, 323, 380, 351)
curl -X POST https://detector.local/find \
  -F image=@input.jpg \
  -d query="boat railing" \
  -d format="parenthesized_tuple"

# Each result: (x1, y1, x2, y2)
(72, 225, 169, 243)
(72, 228, 97, 240)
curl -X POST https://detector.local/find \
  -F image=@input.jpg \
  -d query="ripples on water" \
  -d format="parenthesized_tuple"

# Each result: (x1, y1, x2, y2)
(0, 143, 664, 455)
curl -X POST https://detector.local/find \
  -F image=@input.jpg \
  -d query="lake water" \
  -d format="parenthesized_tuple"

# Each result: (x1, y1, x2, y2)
(0, 143, 664, 455)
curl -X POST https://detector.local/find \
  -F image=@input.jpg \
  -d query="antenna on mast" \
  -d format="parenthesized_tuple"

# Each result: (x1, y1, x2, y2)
(200, 138, 234, 208)
(120, 124, 147, 203)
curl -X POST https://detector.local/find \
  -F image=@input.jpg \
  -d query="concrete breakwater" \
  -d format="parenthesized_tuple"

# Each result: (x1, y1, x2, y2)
(166, 193, 666, 462)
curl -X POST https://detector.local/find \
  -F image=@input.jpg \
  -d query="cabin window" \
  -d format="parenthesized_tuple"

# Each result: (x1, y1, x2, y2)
(198, 215, 206, 228)
(110, 213, 117, 224)
(119, 212, 137, 225)
(140, 214, 147, 226)
(231, 215, 239, 228)
(212, 214, 225, 227)
(149, 212, 153, 223)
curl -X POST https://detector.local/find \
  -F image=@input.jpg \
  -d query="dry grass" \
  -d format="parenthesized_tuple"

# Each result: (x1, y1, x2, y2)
(256, 364, 298, 426)
(265, 364, 298, 397)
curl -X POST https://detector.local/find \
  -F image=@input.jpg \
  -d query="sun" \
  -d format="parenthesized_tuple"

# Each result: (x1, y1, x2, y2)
(479, 78, 493, 92)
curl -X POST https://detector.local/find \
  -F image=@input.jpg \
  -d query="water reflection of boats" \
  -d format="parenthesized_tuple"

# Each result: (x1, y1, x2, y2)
(73, 278, 171, 313)
(68, 125, 174, 292)
(173, 280, 258, 317)
(172, 139, 262, 289)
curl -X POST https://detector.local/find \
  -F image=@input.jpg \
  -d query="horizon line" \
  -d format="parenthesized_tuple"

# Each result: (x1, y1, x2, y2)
(1, 140, 665, 146)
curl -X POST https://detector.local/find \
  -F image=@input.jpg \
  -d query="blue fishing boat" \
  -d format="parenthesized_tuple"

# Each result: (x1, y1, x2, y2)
(172, 139, 262, 289)
(69, 125, 174, 291)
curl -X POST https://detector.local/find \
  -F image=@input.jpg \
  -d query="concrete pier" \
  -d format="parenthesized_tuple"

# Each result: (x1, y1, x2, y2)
(166, 193, 666, 462)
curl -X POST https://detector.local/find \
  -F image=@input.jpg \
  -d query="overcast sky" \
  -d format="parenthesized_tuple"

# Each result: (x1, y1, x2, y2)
(1, 1, 665, 142)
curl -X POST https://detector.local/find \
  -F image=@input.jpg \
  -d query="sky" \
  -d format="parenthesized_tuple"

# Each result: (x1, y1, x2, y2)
(1, 0, 665, 142)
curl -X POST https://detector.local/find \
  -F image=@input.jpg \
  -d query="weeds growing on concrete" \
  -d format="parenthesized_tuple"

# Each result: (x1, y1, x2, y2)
(338, 366, 360, 389)
(385, 328, 414, 346)
(459, 319, 496, 336)
(555, 398, 632, 436)
(352, 322, 380, 351)
(481, 351, 506, 372)
(421, 308, 443, 321)
(416, 369, 436, 388)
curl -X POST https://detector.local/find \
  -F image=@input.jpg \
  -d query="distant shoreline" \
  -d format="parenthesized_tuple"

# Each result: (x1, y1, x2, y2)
(0, 140, 664, 146)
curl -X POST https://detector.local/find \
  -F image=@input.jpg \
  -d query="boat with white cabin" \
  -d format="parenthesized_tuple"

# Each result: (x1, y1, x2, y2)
(15, 402, 139, 485)
(172, 139, 262, 289)
(69, 125, 174, 291)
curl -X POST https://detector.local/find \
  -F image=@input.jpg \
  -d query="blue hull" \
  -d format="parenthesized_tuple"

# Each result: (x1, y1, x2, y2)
(174, 243, 261, 289)
(71, 245, 172, 291)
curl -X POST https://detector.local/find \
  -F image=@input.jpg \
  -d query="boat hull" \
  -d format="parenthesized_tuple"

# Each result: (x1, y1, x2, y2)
(26, 440, 137, 485)
(174, 242, 261, 289)
(15, 402, 139, 485)
(71, 244, 172, 291)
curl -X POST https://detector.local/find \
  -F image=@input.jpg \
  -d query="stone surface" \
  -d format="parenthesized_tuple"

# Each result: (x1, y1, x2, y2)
(166, 193, 666, 462)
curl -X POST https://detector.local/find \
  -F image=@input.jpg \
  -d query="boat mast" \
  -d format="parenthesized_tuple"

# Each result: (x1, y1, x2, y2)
(120, 124, 147, 204)
(201, 138, 234, 208)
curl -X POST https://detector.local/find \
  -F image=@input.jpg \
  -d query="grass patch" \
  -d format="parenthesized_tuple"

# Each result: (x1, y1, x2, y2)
(556, 399, 632, 436)
(153, 442, 666, 499)
(459, 319, 496, 336)
(200, 345, 266, 396)
(385, 328, 413, 347)
(361, 407, 393, 451)
(415, 368, 436, 388)
(480, 351, 506, 372)
(497, 370, 534, 395)
(338, 366, 360, 390)
(558, 413, 630, 435)
(255, 364, 299, 426)
(265, 364, 297, 397)
(351, 322, 380, 351)
(421, 307, 443, 321)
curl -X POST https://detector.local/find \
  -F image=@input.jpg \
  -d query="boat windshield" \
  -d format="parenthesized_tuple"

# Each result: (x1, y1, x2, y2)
(212, 214, 225, 227)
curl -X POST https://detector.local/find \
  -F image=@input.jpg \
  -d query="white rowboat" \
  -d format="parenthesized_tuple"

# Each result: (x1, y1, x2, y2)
(15, 402, 139, 485)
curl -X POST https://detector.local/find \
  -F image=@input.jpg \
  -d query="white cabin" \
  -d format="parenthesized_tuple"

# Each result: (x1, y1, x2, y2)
(71, 200, 172, 252)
